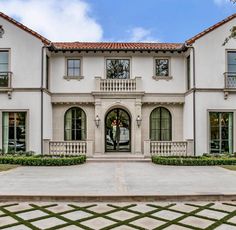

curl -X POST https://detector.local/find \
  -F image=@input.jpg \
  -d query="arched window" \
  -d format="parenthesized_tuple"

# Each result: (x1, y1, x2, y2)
(150, 107, 172, 141)
(64, 107, 86, 141)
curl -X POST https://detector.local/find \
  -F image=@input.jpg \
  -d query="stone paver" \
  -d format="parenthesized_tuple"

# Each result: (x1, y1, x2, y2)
(17, 210, 48, 220)
(169, 203, 198, 213)
(0, 216, 17, 227)
(215, 224, 236, 230)
(212, 203, 236, 212)
(31, 217, 66, 229)
(0, 163, 236, 195)
(62, 210, 92, 221)
(88, 204, 114, 213)
(107, 210, 137, 221)
(179, 216, 214, 228)
(3, 224, 31, 230)
(197, 209, 227, 219)
(81, 217, 115, 229)
(128, 204, 156, 213)
(5, 203, 32, 212)
(1, 202, 236, 229)
(152, 210, 182, 220)
(130, 217, 166, 229)
(47, 204, 74, 213)
(228, 216, 236, 224)
(163, 224, 192, 230)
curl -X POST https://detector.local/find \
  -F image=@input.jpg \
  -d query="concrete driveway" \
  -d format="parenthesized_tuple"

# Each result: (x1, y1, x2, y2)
(0, 162, 236, 195)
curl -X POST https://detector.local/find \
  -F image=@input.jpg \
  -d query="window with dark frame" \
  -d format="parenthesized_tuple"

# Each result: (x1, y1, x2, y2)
(67, 59, 81, 77)
(106, 59, 130, 79)
(150, 107, 172, 141)
(155, 59, 169, 77)
(209, 112, 233, 154)
(0, 50, 9, 87)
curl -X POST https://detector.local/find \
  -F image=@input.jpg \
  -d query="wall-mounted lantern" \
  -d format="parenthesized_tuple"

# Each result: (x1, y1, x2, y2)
(136, 115, 142, 127)
(95, 115, 100, 128)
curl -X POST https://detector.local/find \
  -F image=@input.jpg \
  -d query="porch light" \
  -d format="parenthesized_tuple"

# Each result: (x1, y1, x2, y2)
(95, 115, 100, 128)
(136, 115, 142, 127)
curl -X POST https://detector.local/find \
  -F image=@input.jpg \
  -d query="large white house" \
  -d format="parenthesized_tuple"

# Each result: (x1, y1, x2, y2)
(0, 12, 236, 157)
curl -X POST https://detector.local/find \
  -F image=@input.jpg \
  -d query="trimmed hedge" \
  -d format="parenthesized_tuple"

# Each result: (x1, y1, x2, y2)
(0, 155, 86, 166)
(152, 156, 236, 166)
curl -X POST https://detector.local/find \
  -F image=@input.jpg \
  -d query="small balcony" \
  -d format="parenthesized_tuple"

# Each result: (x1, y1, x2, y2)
(0, 72, 12, 89)
(224, 72, 236, 89)
(94, 76, 142, 92)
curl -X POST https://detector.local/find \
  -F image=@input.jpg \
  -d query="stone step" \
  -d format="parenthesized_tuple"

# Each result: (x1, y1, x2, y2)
(87, 154, 151, 162)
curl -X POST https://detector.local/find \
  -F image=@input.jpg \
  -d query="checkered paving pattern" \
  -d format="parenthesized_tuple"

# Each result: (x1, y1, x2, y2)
(0, 202, 236, 229)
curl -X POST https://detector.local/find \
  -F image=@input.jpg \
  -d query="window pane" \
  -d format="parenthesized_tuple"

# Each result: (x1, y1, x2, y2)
(2, 112, 26, 153)
(0, 51, 8, 64)
(150, 107, 171, 141)
(156, 59, 169, 76)
(106, 59, 130, 79)
(228, 52, 236, 65)
(67, 59, 80, 76)
(64, 108, 86, 141)
(209, 112, 233, 154)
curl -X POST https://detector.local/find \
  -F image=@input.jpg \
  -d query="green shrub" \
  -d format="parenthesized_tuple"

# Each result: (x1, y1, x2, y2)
(0, 155, 86, 166)
(152, 155, 236, 166)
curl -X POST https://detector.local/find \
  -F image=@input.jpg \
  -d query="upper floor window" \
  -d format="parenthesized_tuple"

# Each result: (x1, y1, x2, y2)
(226, 51, 236, 88)
(0, 50, 9, 87)
(0, 50, 9, 72)
(67, 59, 81, 77)
(155, 58, 169, 77)
(106, 59, 130, 79)
(227, 51, 236, 72)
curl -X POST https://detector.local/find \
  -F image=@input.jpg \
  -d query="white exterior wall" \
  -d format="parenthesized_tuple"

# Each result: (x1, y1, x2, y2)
(50, 53, 186, 93)
(195, 92, 236, 155)
(0, 17, 43, 88)
(0, 92, 41, 153)
(0, 17, 52, 154)
(194, 18, 236, 88)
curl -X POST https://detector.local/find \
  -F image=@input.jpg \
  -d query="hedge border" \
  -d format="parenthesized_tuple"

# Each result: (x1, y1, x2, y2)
(0, 155, 86, 166)
(152, 156, 236, 166)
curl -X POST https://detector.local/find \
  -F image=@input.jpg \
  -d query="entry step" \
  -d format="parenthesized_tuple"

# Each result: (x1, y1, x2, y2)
(87, 154, 151, 162)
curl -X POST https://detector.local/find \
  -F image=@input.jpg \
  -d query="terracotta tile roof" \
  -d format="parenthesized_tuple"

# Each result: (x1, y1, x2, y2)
(0, 11, 50, 45)
(186, 13, 236, 45)
(52, 42, 184, 51)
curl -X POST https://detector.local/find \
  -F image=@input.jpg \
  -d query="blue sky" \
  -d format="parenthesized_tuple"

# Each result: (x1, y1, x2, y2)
(0, 0, 235, 42)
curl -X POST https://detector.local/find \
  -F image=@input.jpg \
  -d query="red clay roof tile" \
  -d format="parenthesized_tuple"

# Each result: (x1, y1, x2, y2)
(52, 42, 183, 50)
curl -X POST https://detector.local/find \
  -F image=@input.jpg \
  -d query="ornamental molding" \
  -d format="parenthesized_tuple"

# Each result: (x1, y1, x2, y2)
(0, 25, 4, 38)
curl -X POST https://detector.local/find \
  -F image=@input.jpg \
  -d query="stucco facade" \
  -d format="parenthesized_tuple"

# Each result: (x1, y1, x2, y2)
(0, 12, 236, 157)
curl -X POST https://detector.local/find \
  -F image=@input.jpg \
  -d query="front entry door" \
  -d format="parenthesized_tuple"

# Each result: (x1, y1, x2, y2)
(105, 108, 131, 152)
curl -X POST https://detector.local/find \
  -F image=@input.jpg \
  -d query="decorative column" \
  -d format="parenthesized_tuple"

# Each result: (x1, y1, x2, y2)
(134, 98, 142, 154)
(94, 98, 103, 155)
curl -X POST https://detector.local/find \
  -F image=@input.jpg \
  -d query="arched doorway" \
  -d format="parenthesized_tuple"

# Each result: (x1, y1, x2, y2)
(105, 108, 131, 152)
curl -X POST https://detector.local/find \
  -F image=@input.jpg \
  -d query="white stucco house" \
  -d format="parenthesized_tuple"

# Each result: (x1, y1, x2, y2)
(0, 12, 236, 158)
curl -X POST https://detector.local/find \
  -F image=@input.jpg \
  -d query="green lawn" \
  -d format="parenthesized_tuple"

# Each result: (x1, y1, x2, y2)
(221, 165, 236, 171)
(0, 164, 18, 172)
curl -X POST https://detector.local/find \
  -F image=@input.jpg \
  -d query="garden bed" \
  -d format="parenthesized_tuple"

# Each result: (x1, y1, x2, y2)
(0, 155, 86, 166)
(152, 155, 236, 166)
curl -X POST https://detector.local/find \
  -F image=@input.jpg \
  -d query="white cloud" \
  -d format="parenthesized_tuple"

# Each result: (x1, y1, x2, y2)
(0, 0, 103, 41)
(214, 0, 232, 6)
(127, 27, 159, 42)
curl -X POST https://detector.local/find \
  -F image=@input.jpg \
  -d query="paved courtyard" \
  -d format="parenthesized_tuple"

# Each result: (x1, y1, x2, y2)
(0, 162, 236, 195)
(1, 201, 236, 229)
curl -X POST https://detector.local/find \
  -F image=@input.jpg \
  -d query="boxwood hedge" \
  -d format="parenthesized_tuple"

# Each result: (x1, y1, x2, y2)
(0, 155, 86, 166)
(152, 156, 236, 166)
